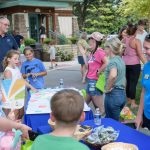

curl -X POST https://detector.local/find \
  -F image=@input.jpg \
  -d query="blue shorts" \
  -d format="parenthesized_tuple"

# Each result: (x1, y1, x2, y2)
(78, 56, 85, 65)
(86, 78, 102, 96)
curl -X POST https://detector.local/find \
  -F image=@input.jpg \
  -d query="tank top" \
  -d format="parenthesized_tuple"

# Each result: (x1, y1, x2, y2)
(4, 66, 22, 81)
(122, 36, 140, 65)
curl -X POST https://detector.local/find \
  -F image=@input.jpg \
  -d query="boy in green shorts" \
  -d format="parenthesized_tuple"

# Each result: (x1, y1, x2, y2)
(31, 89, 90, 150)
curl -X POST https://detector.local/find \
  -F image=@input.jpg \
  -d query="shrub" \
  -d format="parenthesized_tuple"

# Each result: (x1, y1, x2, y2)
(68, 36, 78, 44)
(58, 34, 68, 45)
(43, 44, 49, 52)
(43, 38, 52, 44)
(56, 48, 74, 61)
(24, 38, 36, 46)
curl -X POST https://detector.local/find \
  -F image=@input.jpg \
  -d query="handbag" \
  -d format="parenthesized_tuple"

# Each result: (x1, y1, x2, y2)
(21, 140, 33, 150)
(96, 72, 105, 93)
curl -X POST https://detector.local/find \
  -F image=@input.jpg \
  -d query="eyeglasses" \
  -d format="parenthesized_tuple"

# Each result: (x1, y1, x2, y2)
(0, 22, 10, 27)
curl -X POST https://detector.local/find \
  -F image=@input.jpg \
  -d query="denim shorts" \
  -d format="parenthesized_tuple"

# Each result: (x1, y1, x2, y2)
(78, 56, 85, 65)
(86, 78, 102, 96)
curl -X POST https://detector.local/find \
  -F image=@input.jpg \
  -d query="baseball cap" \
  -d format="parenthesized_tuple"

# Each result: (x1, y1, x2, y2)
(89, 32, 104, 41)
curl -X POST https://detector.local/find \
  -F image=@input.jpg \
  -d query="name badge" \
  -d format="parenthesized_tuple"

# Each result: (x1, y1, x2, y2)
(144, 74, 149, 79)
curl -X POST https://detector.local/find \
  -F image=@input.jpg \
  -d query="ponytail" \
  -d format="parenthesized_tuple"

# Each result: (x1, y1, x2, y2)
(3, 56, 8, 69)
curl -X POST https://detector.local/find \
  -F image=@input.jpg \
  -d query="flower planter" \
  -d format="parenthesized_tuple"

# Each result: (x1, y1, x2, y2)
(55, 56, 61, 62)
(42, 52, 50, 62)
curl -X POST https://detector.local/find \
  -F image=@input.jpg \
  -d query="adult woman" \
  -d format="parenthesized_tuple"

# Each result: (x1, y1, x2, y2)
(77, 32, 89, 83)
(118, 26, 127, 41)
(79, 32, 108, 114)
(104, 37, 126, 121)
(122, 23, 147, 108)
(135, 34, 150, 130)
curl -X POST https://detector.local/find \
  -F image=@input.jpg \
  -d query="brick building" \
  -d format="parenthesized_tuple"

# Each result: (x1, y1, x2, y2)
(0, 0, 82, 41)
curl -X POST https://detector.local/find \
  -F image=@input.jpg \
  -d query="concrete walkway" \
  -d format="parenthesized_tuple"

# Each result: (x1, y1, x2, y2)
(43, 59, 79, 71)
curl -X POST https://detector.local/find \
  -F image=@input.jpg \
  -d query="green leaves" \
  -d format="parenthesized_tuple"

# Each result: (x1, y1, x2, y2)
(120, 0, 150, 18)
(73, 0, 129, 34)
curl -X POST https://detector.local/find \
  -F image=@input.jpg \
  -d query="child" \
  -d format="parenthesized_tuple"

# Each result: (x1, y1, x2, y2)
(31, 89, 90, 150)
(21, 47, 47, 89)
(3, 50, 36, 119)
(19, 38, 25, 54)
(0, 117, 31, 139)
(49, 41, 57, 69)
(19, 38, 26, 66)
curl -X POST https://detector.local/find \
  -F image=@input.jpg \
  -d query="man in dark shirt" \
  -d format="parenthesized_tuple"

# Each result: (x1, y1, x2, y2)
(0, 17, 18, 72)
(13, 30, 24, 48)
(39, 24, 46, 44)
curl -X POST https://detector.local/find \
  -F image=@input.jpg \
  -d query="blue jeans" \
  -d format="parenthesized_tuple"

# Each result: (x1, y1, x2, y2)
(104, 88, 126, 121)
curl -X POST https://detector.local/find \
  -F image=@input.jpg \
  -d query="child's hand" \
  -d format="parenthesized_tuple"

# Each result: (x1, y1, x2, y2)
(26, 73, 31, 77)
(19, 124, 32, 139)
(31, 87, 38, 92)
(31, 73, 39, 78)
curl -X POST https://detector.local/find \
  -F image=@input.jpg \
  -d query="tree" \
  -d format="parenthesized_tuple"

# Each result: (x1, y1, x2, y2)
(73, 0, 99, 30)
(73, 0, 128, 34)
(120, 0, 150, 30)
(83, 1, 115, 34)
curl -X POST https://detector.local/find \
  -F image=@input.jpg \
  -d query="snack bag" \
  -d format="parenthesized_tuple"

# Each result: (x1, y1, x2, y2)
(120, 106, 136, 121)
(0, 129, 22, 150)
(21, 140, 33, 150)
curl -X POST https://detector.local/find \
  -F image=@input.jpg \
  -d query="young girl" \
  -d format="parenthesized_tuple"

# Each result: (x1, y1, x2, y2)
(3, 50, 36, 120)
(21, 47, 47, 89)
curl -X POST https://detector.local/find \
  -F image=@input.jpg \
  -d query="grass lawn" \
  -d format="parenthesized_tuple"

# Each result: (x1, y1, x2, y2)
(129, 74, 142, 115)
(135, 74, 142, 105)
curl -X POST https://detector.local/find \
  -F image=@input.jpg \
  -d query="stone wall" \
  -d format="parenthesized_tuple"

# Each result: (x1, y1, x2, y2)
(55, 44, 77, 58)
(13, 13, 28, 38)
(72, 16, 79, 36)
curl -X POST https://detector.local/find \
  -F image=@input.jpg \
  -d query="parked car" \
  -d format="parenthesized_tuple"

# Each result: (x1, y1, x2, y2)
(106, 34, 118, 40)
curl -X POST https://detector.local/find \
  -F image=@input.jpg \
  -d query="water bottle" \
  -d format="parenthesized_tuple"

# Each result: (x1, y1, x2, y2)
(59, 79, 64, 88)
(94, 108, 101, 125)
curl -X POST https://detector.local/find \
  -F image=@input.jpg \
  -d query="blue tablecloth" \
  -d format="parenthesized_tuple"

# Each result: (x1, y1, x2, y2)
(24, 90, 94, 132)
(24, 110, 93, 132)
(37, 118, 150, 150)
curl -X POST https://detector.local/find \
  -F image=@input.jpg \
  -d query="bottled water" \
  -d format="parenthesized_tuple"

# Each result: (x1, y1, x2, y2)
(94, 108, 101, 125)
(59, 79, 64, 88)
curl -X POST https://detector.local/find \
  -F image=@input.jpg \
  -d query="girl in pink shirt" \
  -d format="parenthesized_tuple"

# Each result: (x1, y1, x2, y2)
(79, 32, 108, 114)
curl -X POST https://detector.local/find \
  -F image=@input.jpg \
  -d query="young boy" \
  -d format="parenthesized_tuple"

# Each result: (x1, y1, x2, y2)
(49, 41, 57, 69)
(31, 89, 89, 150)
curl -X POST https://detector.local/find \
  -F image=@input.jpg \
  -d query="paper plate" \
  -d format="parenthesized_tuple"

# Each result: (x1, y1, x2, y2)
(101, 142, 138, 150)
(48, 119, 92, 140)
